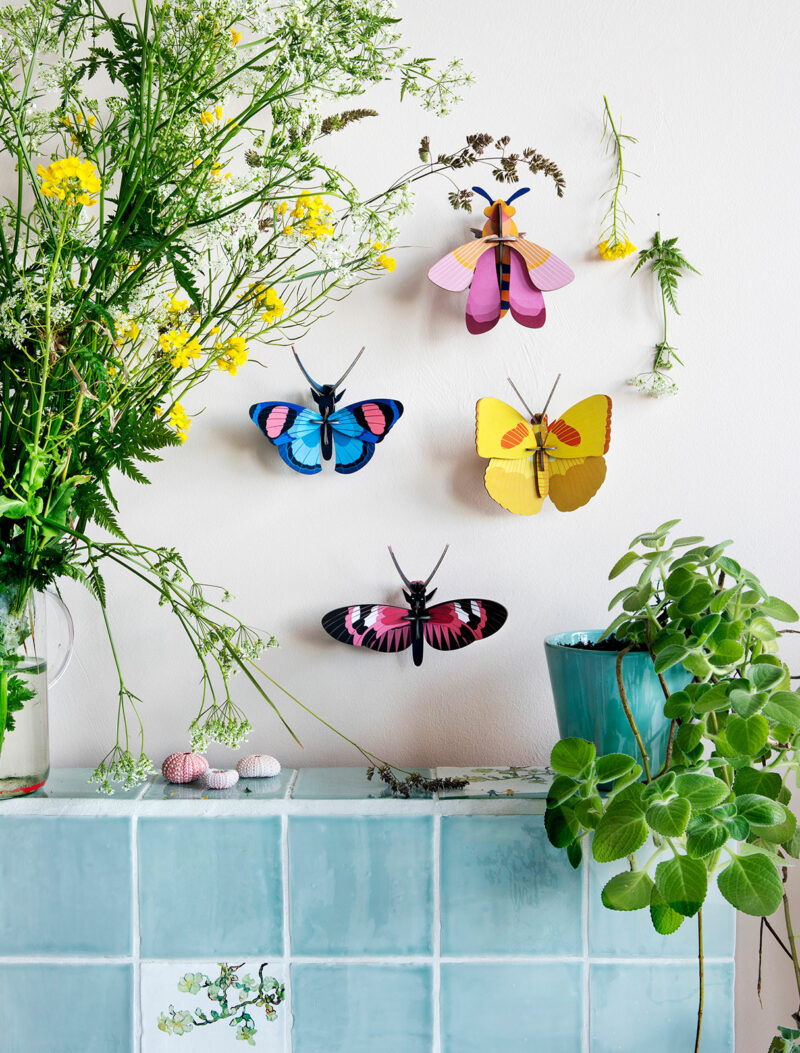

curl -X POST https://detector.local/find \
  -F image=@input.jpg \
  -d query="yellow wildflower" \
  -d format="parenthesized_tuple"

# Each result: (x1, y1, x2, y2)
(87, 114, 96, 129)
(116, 320, 140, 346)
(597, 239, 637, 261)
(230, 28, 242, 45)
(376, 253, 396, 273)
(168, 402, 191, 442)
(166, 293, 189, 316)
(372, 240, 387, 251)
(37, 156, 102, 206)
(216, 335, 248, 376)
(283, 225, 294, 236)
(276, 201, 288, 216)
(215, 104, 223, 121)
(288, 194, 334, 241)
(209, 326, 221, 335)
(240, 283, 286, 324)
(159, 327, 202, 369)
(199, 111, 214, 127)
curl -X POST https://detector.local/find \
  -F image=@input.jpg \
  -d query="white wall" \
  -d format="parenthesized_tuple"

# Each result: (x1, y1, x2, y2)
(51, 1, 800, 1046)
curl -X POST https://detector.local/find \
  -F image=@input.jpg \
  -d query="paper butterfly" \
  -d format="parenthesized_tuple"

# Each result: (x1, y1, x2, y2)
(428, 186, 574, 334)
(476, 375, 612, 515)
(322, 545, 507, 667)
(249, 346, 403, 475)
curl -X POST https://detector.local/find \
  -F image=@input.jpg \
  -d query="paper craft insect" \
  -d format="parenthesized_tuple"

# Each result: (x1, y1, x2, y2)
(321, 545, 507, 667)
(427, 186, 574, 334)
(476, 375, 612, 515)
(249, 347, 403, 474)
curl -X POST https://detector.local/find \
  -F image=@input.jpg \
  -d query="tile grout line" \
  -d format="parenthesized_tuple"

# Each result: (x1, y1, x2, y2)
(432, 812, 442, 1053)
(281, 810, 293, 1053)
(132, 815, 142, 1053)
(582, 857, 590, 1053)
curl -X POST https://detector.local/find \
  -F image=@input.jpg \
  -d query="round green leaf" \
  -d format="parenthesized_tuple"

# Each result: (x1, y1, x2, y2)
(732, 768, 782, 800)
(685, 814, 729, 858)
(682, 652, 712, 680)
(749, 616, 778, 642)
(544, 803, 579, 849)
(646, 797, 691, 837)
(547, 775, 580, 808)
(677, 582, 715, 616)
(663, 690, 693, 720)
(673, 773, 731, 811)
(675, 722, 703, 752)
(692, 683, 732, 714)
(574, 797, 603, 830)
(708, 640, 745, 668)
(750, 663, 785, 692)
(601, 870, 654, 911)
(664, 567, 695, 598)
(760, 596, 799, 623)
(653, 646, 689, 674)
(650, 886, 685, 935)
(717, 852, 783, 916)
(592, 793, 648, 863)
(764, 692, 800, 732)
(595, 754, 638, 783)
(726, 714, 769, 755)
(730, 689, 767, 718)
(751, 805, 797, 845)
(735, 794, 787, 827)
(566, 840, 583, 869)
(655, 855, 708, 917)
(550, 738, 596, 777)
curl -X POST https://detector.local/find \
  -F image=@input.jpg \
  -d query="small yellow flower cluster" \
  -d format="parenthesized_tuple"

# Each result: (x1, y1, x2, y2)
(168, 402, 191, 443)
(200, 105, 224, 127)
(230, 28, 242, 45)
(61, 112, 97, 147)
(372, 241, 396, 273)
(215, 335, 248, 376)
(116, 319, 140, 346)
(242, 283, 285, 325)
(288, 195, 334, 241)
(37, 156, 102, 206)
(166, 293, 188, 316)
(159, 327, 202, 369)
(597, 239, 637, 261)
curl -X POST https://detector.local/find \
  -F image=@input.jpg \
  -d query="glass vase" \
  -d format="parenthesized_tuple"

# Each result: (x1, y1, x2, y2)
(0, 588, 74, 798)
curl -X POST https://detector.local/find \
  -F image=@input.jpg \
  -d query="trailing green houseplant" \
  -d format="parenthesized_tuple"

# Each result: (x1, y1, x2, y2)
(545, 520, 800, 1051)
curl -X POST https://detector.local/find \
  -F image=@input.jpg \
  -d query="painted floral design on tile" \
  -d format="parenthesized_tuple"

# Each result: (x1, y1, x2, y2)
(436, 766, 554, 797)
(158, 962, 284, 1046)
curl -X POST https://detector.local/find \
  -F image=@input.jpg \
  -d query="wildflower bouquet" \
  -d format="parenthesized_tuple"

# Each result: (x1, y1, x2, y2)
(0, 0, 489, 790)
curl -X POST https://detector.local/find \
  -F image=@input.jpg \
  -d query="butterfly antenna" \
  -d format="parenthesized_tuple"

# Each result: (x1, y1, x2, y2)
(424, 544, 450, 588)
(505, 187, 531, 204)
(471, 186, 495, 206)
(292, 346, 323, 392)
(388, 546, 413, 589)
(332, 346, 366, 391)
(507, 377, 537, 420)
(540, 373, 562, 419)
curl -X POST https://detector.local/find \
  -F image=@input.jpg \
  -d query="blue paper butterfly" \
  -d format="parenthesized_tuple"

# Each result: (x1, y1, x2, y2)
(249, 347, 404, 475)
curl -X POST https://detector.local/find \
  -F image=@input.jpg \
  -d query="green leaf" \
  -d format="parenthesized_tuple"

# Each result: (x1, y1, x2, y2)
(654, 518, 682, 536)
(0, 496, 31, 519)
(566, 839, 583, 869)
(783, 829, 800, 859)
(655, 855, 708, 917)
(685, 814, 729, 858)
(544, 803, 579, 849)
(691, 613, 721, 641)
(595, 754, 638, 782)
(592, 788, 648, 863)
(751, 806, 797, 845)
(717, 852, 783, 916)
(664, 567, 695, 598)
(664, 690, 694, 721)
(749, 616, 778, 643)
(609, 551, 640, 579)
(650, 886, 685, 934)
(682, 653, 712, 680)
(646, 797, 691, 837)
(750, 664, 785, 692)
(760, 596, 799, 623)
(550, 738, 596, 778)
(170, 255, 204, 312)
(547, 775, 579, 808)
(708, 640, 745, 668)
(733, 768, 782, 800)
(730, 689, 767, 718)
(574, 797, 603, 829)
(653, 646, 689, 674)
(675, 722, 703, 752)
(673, 773, 731, 811)
(725, 714, 769, 755)
(602, 870, 654, 911)
(677, 582, 715, 616)
(764, 692, 800, 731)
(735, 794, 787, 827)
(692, 683, 731, 714)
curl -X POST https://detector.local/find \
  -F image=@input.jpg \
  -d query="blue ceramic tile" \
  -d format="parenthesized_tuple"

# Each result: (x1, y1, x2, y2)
(144, 770, 294, 800)
(590, 962, 734, 1053)
(289, 816, 433, 955)
(441, 962, 583, 1053)
(35, 767, 147, 799)
(139, 817, 283, 957)
(292, 964, 432, 1053)
(291, 767, 433, 799)
(0, 817, 131, 954)
(441, 815, 582, 955)
(589, 847, 735, 958)
(0, 963, 132, 1053)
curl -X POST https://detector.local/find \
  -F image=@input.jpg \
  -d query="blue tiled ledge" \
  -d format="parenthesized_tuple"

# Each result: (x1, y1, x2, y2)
(0, 768, 735, 1053)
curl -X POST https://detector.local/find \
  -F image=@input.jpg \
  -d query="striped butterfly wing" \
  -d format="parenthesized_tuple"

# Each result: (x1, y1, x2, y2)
(322, 604, 412, 652)
(423, 599, 508, 650)
(328, 400, 404, 475)
(249, 402, 324, 474)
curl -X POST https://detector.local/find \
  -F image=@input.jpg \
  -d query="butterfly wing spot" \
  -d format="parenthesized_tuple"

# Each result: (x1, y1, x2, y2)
(501, 422, 529, 449)
(548, 418, 581, 446)
(359, 402, 388, 435)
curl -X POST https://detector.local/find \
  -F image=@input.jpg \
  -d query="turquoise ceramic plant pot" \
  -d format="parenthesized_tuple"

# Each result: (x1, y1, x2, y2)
(544, 630, 692, 772)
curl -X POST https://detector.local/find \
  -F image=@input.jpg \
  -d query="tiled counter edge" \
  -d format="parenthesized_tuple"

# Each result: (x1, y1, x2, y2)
(0, 768, 735, 1053)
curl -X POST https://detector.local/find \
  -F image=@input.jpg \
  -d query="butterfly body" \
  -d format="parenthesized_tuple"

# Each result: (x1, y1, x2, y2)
(428, 186, 574, 334)
(476, 389, 612, 515)
(322, 548, 507, 667)
(250, 347, 403, 475)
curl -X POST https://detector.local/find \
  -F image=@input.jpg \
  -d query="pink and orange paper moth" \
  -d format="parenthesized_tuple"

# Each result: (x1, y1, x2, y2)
(427, 186, 574, 334)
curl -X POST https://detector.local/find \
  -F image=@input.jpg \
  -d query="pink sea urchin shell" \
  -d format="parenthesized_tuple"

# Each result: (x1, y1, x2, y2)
(161, 752, 209, 784)
(236, 754, 281, 779)
(203, 768, 239, 790)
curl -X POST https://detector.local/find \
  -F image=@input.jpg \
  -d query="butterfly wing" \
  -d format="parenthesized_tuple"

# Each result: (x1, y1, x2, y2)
(424, 599, 508, 650)
(475, 398, 536, 460)
(546, 396, 612, 458)
(484, 457, 546, 516)
(328, 400, 404, 475)
(465, 249, 502, 334)
(548, 456, 607, 512)
(250, 402, 323, 475)
(513, 238, 575, 291)
(507, 250, 546, 328)
(428, 238, 495, 291)
(322, 604, 412, 653)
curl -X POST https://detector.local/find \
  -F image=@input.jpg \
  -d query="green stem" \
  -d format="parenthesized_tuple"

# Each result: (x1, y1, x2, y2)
(616, 645, 652, 781)
(695, 907, 704, 1053)
(0, 668, 7, 758)
(784, 889, 800, 1010)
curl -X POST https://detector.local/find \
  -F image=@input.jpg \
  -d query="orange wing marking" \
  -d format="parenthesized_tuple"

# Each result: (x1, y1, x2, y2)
(501, 422, 529, 449)
(549, 418, 581, 446)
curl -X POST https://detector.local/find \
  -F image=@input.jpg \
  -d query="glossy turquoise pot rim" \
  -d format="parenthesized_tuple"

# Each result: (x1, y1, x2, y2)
(544, 630, 651, 660)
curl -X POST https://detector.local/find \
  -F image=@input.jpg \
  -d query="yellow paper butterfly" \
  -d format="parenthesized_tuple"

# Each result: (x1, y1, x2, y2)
(476, 377, 612, 515)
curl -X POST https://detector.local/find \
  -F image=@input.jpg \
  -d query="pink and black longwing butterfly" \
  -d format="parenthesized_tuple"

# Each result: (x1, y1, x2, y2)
(322, 546, 507, 667)
(427, 186, 574, 334)
(250, 347, 403, 474)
